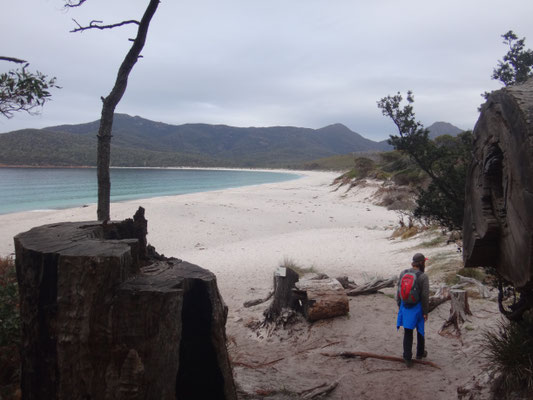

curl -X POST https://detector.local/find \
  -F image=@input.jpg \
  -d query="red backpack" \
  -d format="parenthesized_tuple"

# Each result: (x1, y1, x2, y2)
(399, 270, 421, 305)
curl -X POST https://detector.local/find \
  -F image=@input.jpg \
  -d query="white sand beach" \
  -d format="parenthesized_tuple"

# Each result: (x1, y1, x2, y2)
(0, 170, 499, 399)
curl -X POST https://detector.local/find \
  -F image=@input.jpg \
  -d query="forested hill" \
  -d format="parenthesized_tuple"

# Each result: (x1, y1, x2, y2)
(0, 114, 392, 168)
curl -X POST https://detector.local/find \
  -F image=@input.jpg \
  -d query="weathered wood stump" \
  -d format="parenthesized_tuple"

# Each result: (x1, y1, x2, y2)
(263, 269, 349, 324)
(294, 278, 349, 322)
(263, 267, 301, 323)
(439, 289, 472, 337)
(463, 78, 533, 289)
(15, 210, 237, 400)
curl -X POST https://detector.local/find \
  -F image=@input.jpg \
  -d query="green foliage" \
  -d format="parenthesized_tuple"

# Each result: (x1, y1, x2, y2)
(0, 64, 59, 118)
(492, 30, 533, 87)
(0, 256, 19, 347)
(483, 313, 533, 398)
(377, 91, 472, 230)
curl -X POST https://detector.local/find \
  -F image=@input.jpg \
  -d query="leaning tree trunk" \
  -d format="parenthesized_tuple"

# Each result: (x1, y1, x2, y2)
(14, 209, 237, 400)
(96, 0, 160, 221)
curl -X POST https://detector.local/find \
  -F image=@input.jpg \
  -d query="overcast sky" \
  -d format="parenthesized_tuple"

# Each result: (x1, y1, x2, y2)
(2, 0, 533, 141)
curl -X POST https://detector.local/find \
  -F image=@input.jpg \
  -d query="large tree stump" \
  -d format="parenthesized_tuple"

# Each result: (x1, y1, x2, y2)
(15, 210, 237, 400)
(439, 289, 472, 337)
(294, 278, 349, 322)
(463, 78, 533, 289)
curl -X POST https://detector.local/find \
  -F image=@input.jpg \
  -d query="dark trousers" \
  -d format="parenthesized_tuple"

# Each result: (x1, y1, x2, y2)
(403, 328, 425, 360)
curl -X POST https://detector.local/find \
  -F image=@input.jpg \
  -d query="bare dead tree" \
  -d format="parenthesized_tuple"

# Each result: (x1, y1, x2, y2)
(67, 0, 160, 221)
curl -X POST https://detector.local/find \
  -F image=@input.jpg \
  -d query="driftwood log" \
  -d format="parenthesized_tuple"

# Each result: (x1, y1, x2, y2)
(428, 285, 451, 313)
(346, 276, 396, 296)
(263, 269, 349, 323)
(15, 209, 236, 400)
(439, 289, 472, 337)
(456, 275, 494, 299)
(294, 277, 349, 322)
(463, 79, 533, 295)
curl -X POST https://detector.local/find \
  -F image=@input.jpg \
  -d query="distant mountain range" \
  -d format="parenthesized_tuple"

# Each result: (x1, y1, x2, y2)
(0, 114, 463, 168)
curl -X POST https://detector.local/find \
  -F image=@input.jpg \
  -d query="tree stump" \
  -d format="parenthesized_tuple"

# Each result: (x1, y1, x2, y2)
(294, 278, 349, 322)
(263, 267, 301, 323)
(14, 210, 237, 400)
(463, 78, 533, 289)
(439, 289, 472, 337)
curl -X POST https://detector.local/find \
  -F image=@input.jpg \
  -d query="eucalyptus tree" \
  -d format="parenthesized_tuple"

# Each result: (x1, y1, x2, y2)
(65, 0, 161, 221)
(492, 30, 533, 86)
(0, 57, 58, 118)
(377, 91, 472, 230)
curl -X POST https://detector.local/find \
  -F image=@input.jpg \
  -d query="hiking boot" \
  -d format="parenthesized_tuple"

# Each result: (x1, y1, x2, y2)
(404, 358, 413, 368)
(416, 351, 427, 360)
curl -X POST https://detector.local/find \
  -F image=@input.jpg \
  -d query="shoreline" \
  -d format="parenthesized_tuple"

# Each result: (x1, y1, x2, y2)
(0, 167, 305, 217)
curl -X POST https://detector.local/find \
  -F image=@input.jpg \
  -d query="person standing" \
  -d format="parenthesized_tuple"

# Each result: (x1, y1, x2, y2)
(396, 253, 430, 367)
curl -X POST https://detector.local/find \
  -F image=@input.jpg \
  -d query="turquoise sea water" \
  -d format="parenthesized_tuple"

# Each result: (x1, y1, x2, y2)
(0, 168, 300, 215)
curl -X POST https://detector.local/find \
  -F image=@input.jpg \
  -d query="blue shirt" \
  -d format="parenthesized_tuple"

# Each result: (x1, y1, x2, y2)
(397, 301, 425, 336)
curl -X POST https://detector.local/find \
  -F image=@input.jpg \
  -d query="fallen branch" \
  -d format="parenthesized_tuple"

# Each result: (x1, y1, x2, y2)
(346, 276, 396, 296)
(457, 275, 494, 299)
(301, 381, 338, 399)
(428, 285, 451, 313)
(321, 351, 440, 369)
(336, 276, 358, 289)
(231, 356, 285, 369)
(243, 291, 274, 308)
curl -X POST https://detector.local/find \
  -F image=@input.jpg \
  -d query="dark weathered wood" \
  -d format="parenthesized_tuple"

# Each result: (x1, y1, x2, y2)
(263, 267, 300, 323)
(294, 278, 349, 321)
(15, 213, 237, 400)
(463, 78, 533, 290)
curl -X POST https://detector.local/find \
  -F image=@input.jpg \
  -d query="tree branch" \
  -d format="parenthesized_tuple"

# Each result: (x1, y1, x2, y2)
(0, 56, 28, 64)
(64, 0, 87, 7)
(70, 18, 140, 33)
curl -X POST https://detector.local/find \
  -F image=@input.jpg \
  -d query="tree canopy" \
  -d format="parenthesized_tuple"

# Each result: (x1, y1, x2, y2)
(377, 91, 471, 230)
(492, 30, 533, 86)
(0, 58, 58, 119)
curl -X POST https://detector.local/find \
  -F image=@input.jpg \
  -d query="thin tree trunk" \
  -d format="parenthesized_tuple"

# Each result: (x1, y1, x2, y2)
(96, 0, 160, 221)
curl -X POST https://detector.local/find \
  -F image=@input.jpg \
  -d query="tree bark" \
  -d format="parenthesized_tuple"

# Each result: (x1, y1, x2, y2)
(294, 278, 349, 321)
(14, 214, 237, 400)
(263, 267, 300, 323)
(96, 0, 160, 221)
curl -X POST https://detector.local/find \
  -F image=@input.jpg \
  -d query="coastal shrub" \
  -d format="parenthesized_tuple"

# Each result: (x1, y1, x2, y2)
(483, 312, 533, 398)
(0, 256, 19, 347)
